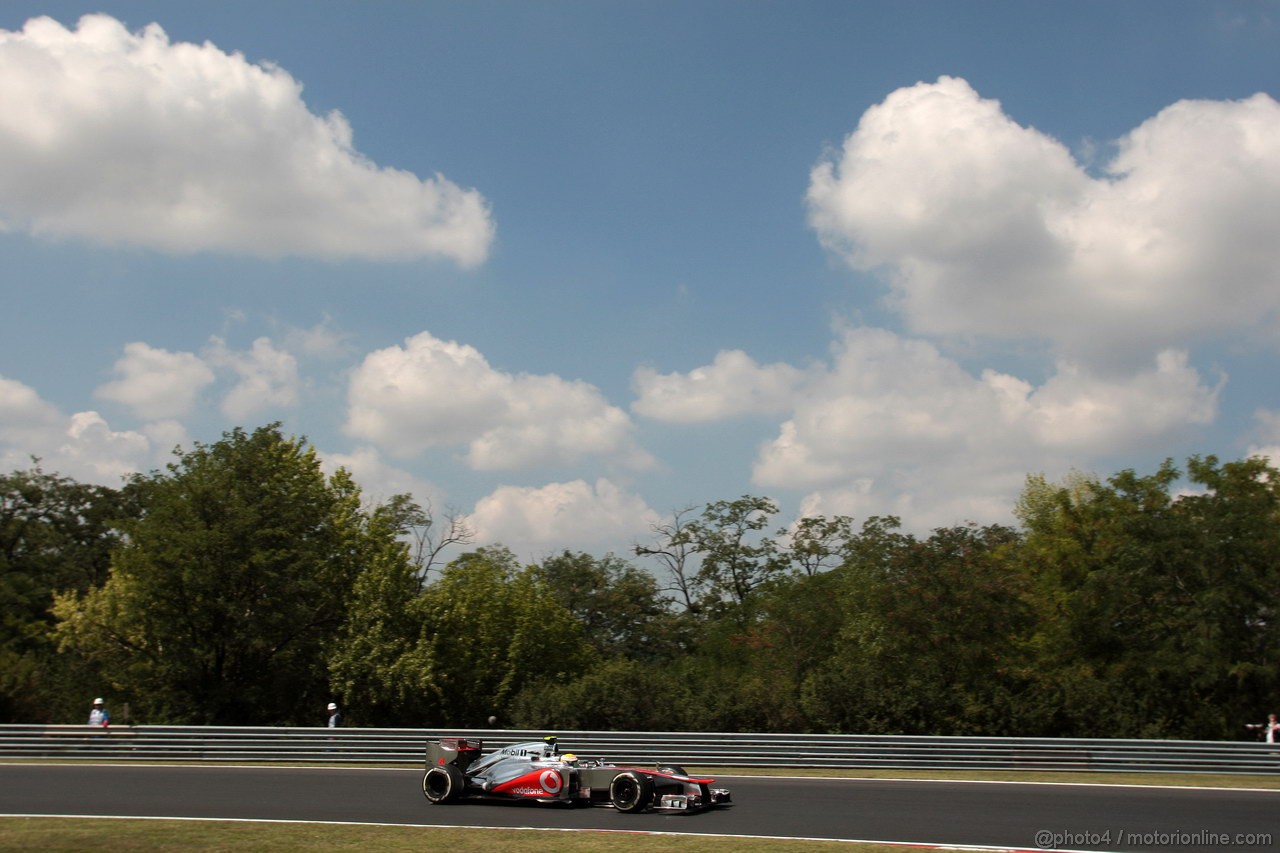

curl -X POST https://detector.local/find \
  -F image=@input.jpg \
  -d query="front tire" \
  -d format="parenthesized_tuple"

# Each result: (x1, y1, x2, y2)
(657, 764, 688, 776)
(609, 770, 653, 813)
(422, 763, 465, 804)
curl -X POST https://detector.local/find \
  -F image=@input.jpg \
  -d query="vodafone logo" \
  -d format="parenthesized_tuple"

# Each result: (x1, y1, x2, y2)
(539, 769, 563, 794)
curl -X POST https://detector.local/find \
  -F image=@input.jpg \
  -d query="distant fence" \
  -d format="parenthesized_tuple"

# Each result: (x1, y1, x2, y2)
(2, 725, 1278, 775)
(10, 722, 1280, 768)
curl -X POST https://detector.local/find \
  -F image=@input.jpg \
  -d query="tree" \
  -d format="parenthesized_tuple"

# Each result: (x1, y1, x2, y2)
(634, 505, 702, 611)
(377, 494, 474, 588)
(688, 495, 782, 612)
(533, 551, 685, 660)
(409, 547, 589, 727)
(511, 657, 693, 731)
(1016, 457, 1280, 738)
(802, 522, 1032, 735)
(0, 464, 138, 722)
(1177, 455, 1280, 729)
(53, 424, 398, 725)
(326, 497, 425, 727)
(778, 514, 854, 576)
(734, 570, 847, 730)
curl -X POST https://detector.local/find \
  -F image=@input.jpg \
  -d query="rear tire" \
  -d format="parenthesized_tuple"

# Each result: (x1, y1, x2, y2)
(422, 763, 465, 804)
(609, 770, 653, 813)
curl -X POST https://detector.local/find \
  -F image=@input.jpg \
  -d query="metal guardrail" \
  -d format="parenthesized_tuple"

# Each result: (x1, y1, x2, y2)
(2, 725, 1278, 775)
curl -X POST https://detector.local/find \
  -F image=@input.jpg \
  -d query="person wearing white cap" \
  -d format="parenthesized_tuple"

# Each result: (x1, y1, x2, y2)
(88, 698, 110, 727)
(327, 702, 342, 728)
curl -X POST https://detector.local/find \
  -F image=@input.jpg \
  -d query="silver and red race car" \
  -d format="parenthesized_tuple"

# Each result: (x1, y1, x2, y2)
(421, 735, 731, 813)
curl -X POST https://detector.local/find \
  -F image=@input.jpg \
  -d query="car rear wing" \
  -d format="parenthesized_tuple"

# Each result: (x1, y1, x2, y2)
(425, 736, 483, 770)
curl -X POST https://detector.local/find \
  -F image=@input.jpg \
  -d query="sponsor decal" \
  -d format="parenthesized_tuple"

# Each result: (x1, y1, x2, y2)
(495, 768, 562, 797)
(539, 769, 563, 794)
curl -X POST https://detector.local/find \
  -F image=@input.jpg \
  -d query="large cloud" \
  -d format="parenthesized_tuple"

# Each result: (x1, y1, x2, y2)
(206, 336, 301, 421)
(94, 342, 216, 420)
(746, 326, 1218, 529)
(808, 77, 1280, 365)
(320, 445, 444, 512)
(0, 14, 494, 264)
(0, 374, 181, 483)
(631, 349, 809, 423)
(469, 478, 661, 559)
(345, 331, 652, 470)
(94, 337, 310, 424)
(1246, 410, 1280, 469)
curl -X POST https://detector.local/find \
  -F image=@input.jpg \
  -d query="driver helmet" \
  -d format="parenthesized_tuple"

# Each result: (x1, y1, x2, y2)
(561, 753, 578, 765)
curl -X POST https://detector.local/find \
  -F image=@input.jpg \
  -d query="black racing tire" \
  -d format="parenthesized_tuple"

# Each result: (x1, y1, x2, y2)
(657, 764, 688, 776)
(609, 770, 653, 813)
(422, 763, 465, 804)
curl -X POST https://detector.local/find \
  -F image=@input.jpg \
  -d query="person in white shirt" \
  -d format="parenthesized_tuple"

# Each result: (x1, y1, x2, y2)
(88, 698, 110, 727)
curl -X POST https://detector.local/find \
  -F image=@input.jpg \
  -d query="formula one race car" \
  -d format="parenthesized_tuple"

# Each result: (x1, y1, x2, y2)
(421, 736, 731, 813)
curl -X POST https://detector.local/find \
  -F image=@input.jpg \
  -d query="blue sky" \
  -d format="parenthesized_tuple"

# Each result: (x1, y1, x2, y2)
(1, 1, 1278, 562)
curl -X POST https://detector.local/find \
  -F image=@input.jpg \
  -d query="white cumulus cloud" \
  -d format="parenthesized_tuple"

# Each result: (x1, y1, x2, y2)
(748, 326, 1220, 530)
(808, 77, 1280, 366)
(320, 445, 444, 511)
(206, 336, 301, 421)
(0, 374, 166, 484)
(1024, 350, 1221, 451)
(1246, 410, 1280, 469)
(631, 349, 809, 423)
(94, 342, 215, 420)
(345, 331, 651, 470)
(0, 374, 62, 435)
(469, 478, 661, 559)
(0, 14, 494, 265)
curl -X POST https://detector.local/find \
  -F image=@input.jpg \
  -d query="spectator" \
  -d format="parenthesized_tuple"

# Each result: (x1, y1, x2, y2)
(327, 701, 342, 728)
(1246, 713, 1280, 742)
(88, 698, 110, 728)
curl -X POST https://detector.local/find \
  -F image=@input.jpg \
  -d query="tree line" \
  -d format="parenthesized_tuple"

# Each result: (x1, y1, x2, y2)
(3, 423, 1278, 739)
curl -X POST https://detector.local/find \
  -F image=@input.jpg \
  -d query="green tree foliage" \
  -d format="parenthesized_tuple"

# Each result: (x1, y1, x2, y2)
(666, 607, 801, 732)
(730, 570, 847, 730)
(1017, 457, 1280, 738)
(13, 446, 1280, 738)
(688, 495, 783, 613)
(533, 550, 687, 660)
(375, 493, 474, 588)
(779, 514, 855, 576)
(326, 497, 425, 727)
(0, 464, 138, 722)
(407, 546, 589, 727)
(504, 552, 699, 731)
(802, 519, 1033, 735)
(52, 424, 398, 725)
(511, 657, 692, 730)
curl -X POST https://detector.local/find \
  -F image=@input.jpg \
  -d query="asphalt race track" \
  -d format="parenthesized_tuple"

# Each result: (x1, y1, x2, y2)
(2, 764, 1278, 852)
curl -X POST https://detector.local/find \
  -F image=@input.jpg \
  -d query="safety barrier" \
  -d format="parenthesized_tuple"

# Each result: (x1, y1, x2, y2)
(1, 725, 1277, 775)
